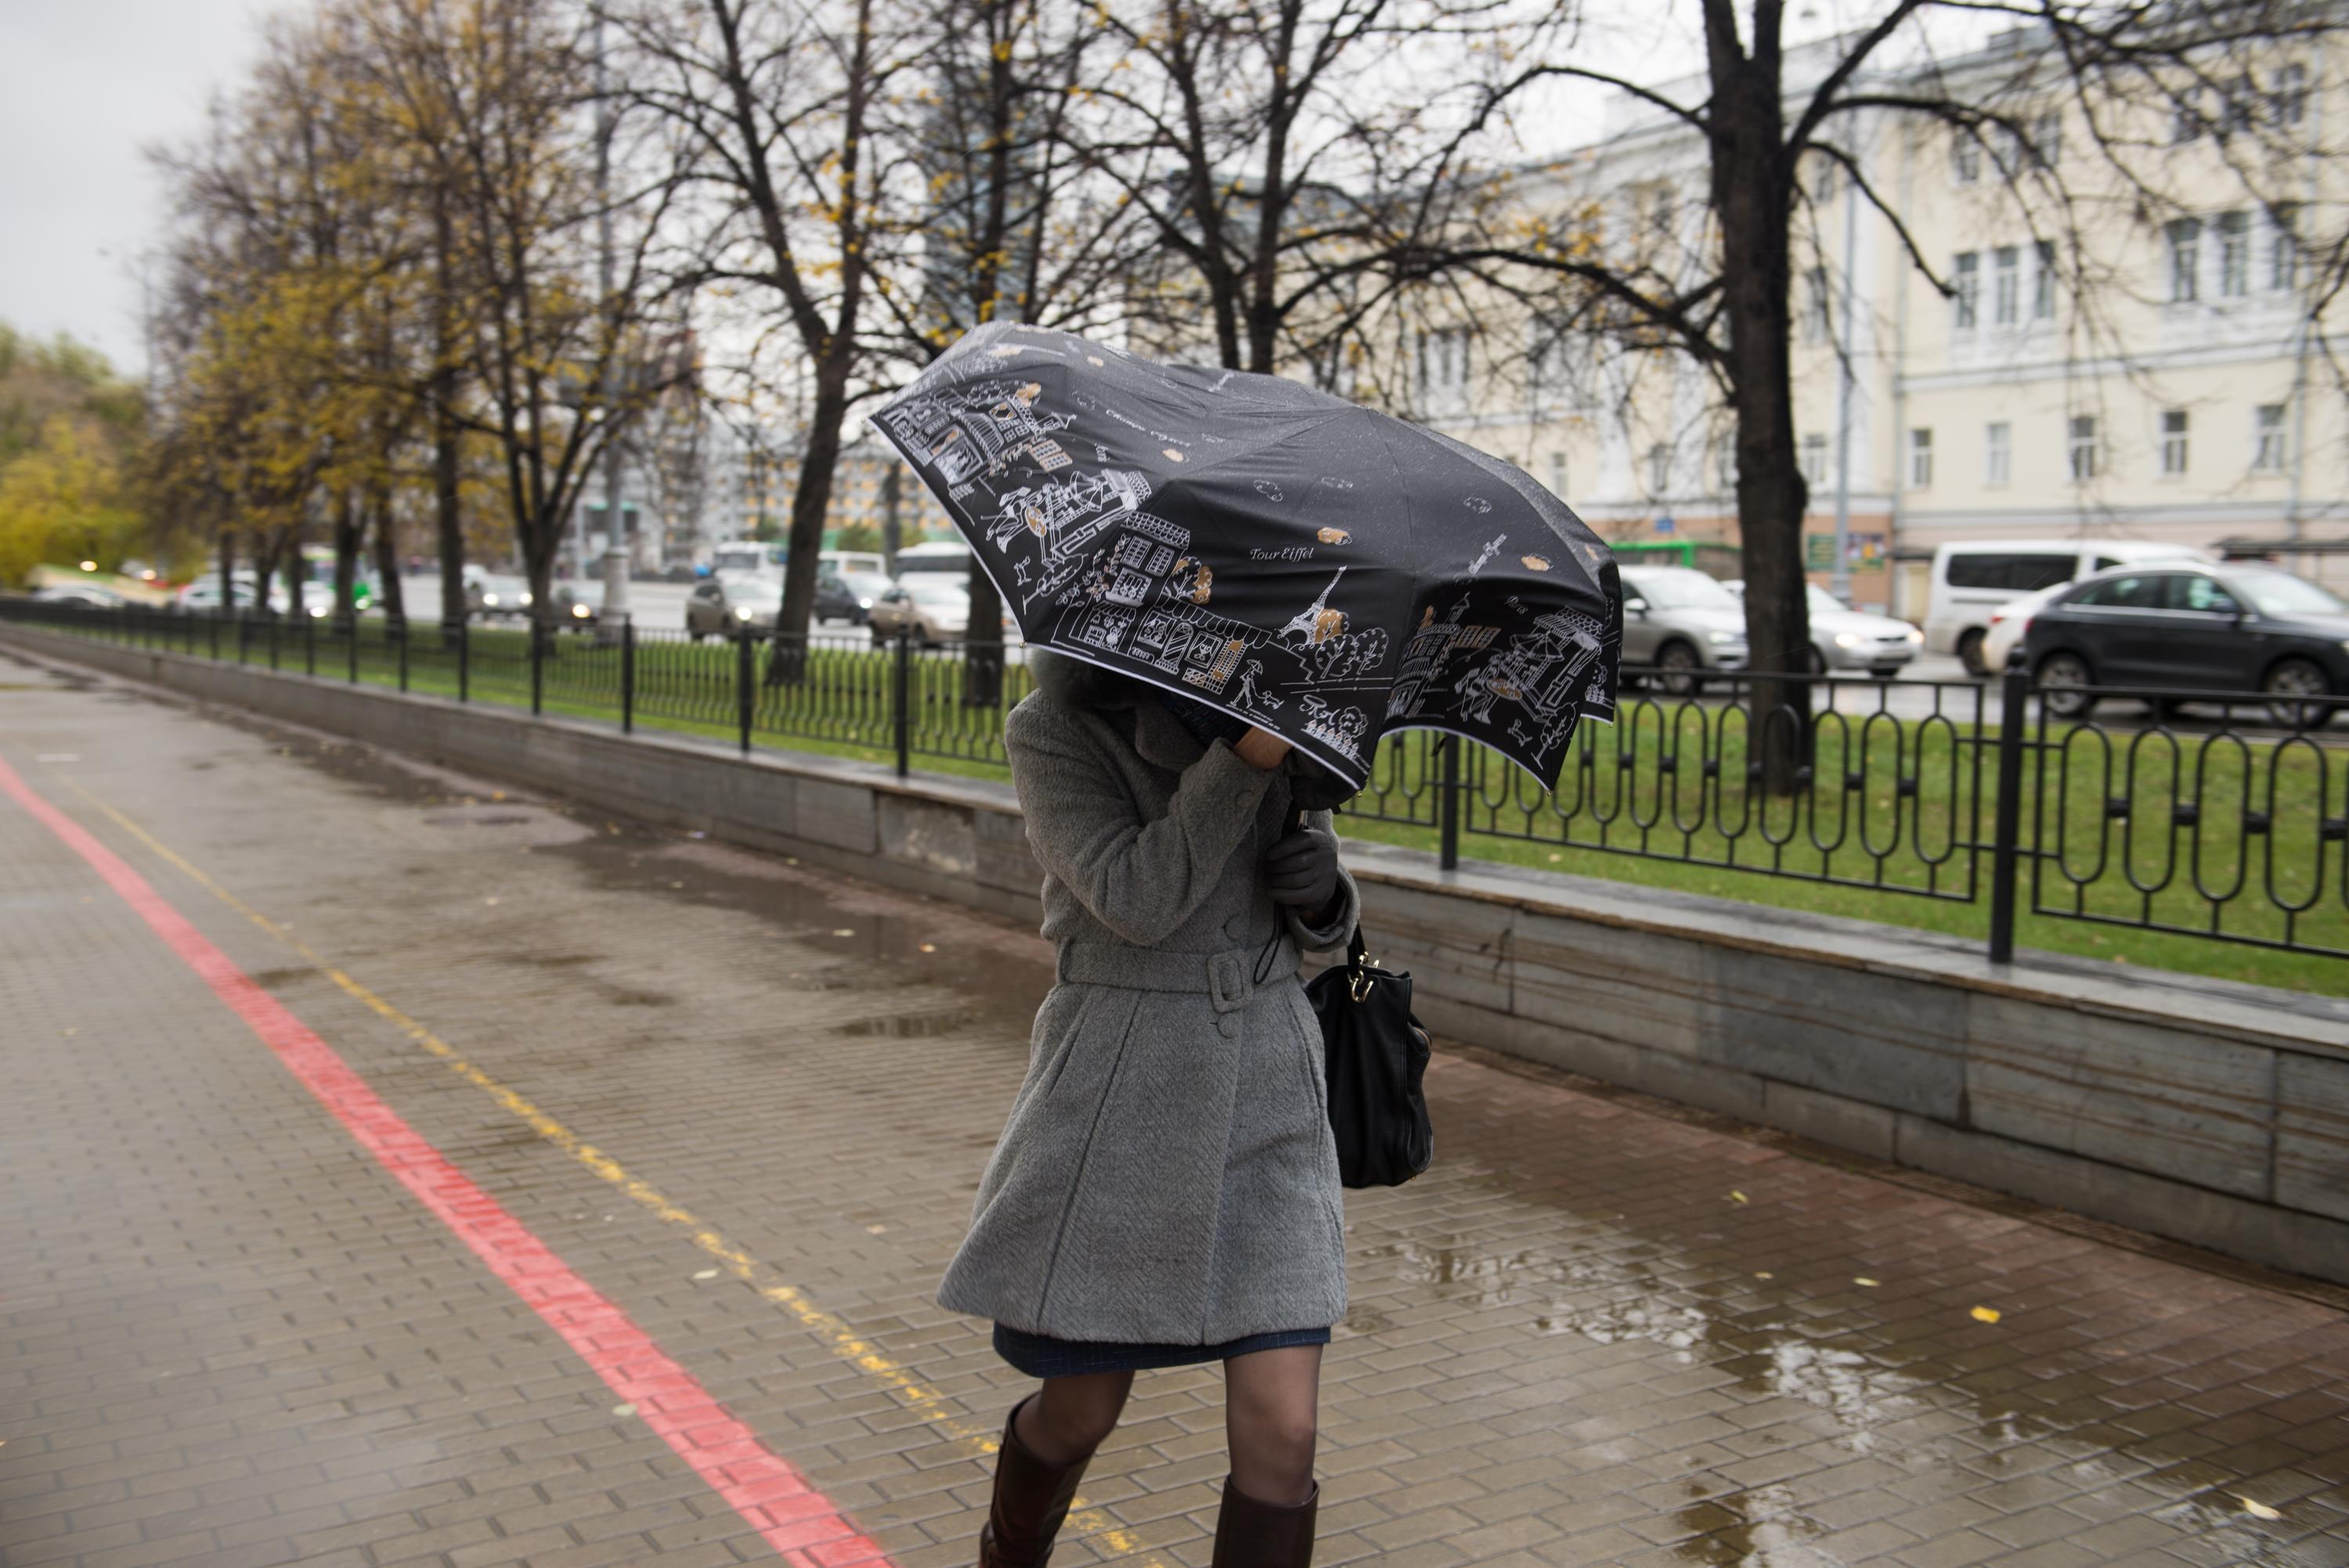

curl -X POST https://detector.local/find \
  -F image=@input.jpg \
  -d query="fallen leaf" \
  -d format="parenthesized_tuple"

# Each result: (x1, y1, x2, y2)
(2237, 1496, 2282, 1520)
(1853, 1277, 1880, 1288)
(692, 1268, 720, 1281)
(606, 823, 621, 836)
(61, 1028, 76, 1037)
(491, 791, 506, 801)
(866, 1224, 889, 1235)
(832, 928, 856, 937)
(1754, 1271, 1773, 1280)
(919, 943, 937, 953)
(612, 1403, 637, 1418)
(1729, 1191, 1748, 1204)
(484, 896, 500, 907)
(1970, 1306, 2002, 1324)
(670, 881, 686, 889)
(1546, 852, 1562, 863)
(785, 856, 799, 865)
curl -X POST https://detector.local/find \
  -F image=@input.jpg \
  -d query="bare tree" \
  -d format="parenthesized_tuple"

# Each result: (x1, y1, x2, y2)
(1429, 0, 2344, 791)
(616, 0, 910, 672)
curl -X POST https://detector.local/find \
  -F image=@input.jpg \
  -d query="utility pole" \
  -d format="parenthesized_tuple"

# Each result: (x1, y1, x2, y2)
(594, 15, 632, 642)
(1829, 144, 1860, 607)
(881, 463, 902, 572)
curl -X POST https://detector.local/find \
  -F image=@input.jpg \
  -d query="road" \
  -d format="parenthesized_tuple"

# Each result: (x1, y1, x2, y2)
(4, 648, 2346, 1567)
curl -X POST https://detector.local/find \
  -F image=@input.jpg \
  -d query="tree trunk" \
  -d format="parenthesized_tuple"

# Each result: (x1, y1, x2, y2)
(1708, 44, 1812, 798)
(766, 369, 850, 686)
(280, 531, 305, 624)
(333, 489, 362, 632)
(963, 561, 1003, 705)
(369, 479, 405, 623)
(218, 527, 238, 614)
(433, 199, 467, 632)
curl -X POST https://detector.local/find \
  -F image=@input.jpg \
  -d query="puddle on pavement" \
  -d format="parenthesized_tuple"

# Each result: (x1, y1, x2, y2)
(838, 1008, 991, 1040)
(1362, 1206, 2346, 1563)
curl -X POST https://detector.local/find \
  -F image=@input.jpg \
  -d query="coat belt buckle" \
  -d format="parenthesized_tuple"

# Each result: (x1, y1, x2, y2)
(1207, 951, 1251, 1013)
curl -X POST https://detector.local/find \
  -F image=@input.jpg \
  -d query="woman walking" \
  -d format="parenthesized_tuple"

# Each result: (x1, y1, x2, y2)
(940, 651, 1359, 1568)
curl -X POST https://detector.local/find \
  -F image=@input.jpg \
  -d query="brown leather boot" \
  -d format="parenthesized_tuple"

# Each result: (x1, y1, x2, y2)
(1210, 1477, 1319, 1566)
(978, 1395, 1092, 1567)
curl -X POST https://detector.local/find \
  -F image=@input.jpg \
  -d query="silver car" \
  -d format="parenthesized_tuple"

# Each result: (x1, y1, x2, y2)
(1619, 565, 1749, 690)
(684, 571, 780, 640)
(1725, 581, 1922, 676)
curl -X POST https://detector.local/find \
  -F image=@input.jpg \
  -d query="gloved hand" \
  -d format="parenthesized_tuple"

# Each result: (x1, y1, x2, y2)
(1263, 824, 1340, 912)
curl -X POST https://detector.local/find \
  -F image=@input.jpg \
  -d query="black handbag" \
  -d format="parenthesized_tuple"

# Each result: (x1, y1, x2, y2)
(1304, 926, 1434, 1188)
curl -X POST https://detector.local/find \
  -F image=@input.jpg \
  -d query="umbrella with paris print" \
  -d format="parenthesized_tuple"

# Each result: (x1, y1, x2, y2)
(868, 321, 1622, 790)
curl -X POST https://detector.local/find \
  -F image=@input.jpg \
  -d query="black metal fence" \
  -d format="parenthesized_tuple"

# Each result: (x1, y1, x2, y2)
(7, 597, 2343, 968)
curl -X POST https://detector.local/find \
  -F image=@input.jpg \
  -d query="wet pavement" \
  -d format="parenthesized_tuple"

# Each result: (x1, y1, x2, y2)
(2, 647, 2347, 1568)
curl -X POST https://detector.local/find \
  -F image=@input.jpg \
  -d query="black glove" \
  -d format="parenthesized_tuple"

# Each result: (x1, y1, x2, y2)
(1263, 824, 1340, 912)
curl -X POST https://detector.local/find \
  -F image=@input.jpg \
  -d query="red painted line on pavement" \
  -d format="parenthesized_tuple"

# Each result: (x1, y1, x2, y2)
(0, 755, 897, 1568)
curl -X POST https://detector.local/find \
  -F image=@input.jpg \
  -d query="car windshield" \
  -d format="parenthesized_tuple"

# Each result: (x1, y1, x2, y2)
(2228, 568, 2347, 617)
(1629, 569, 1738, 611)
(716, 571, 775, 595)
(841, 572, 894, 597)
(904, 577, 969, 605)
(1805, 586, 1852, 616)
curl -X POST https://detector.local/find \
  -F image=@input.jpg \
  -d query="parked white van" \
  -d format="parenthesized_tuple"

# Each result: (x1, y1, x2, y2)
(1925, 539, 2213, 674)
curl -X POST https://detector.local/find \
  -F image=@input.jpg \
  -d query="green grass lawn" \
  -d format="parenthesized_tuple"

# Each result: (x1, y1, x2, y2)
(67, 615, 2349, 996)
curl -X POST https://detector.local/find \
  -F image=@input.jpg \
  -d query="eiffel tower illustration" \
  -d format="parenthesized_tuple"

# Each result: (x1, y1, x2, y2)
(1278, 568, 1348, 646)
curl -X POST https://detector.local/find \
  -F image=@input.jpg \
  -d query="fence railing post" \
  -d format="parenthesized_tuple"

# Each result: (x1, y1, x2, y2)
(734, 629, 754, 754)
(268, 612, 280, 671)
(348, 614, 359, 683)
(305, 613, 316, 676)
(1987, 665, 2029, 964)
(458, 618, 470, 704)
(620, 617, 635, 735)
(208, 611, 219, 661)
(1438, 734, 1461, 871)
(531, 618, 545, 716)
(396, 616, 410, 693)
(894, 629, 913, 778)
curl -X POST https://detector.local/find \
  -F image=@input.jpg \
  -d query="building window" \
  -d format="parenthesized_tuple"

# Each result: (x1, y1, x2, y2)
(2032, 110, 2062, 168)
(2160, 409, 2189, 476)
(1985, 422, 2012, 488)
(2068, 414, 2101, 481)
(1909, 427, 1934, 489)
(2167, 218, 2200, 303)
(2217, 211, 2250, 297)
(2033, 240, 2059, 319)
(1954, 251, 1979, 330)
(1799, 433, 1828, 487)
(1993, 246, 2020, 326)
(2254, 403, 2289, 472)
(1712, 433, 1737, 491)
(2171, 88, 2203, 144)
(2270, 205, 2299, 290)
(1549, 451, 1568, 499)
(2273, 63, 2308, 127)
(1647, 442, 1673, 494)
(1419, 327, 1470, 405)
(1802, 266, 1831, 344)
(1953, 133, 1982, 185)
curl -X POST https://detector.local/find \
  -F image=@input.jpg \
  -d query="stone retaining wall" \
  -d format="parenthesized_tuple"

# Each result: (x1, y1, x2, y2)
(11, 625, 2346, 1286)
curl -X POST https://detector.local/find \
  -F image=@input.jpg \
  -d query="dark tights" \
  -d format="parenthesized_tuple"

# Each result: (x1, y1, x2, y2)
(1012, 1345, 1321, 1507)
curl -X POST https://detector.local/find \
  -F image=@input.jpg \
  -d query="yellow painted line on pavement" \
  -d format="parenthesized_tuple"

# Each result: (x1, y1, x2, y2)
(56, 773, 1168, 1564)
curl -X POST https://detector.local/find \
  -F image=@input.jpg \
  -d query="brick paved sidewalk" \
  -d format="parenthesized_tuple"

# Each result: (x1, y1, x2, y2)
(2, 650, 2345, 1568)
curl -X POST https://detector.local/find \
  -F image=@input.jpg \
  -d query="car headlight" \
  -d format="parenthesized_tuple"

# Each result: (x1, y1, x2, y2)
(519, 591, 534, 607)
(482, 593, 499, 606)
(571, 602, 591, 618)
(309, 607, 328, 618)
(1706, 631, 1741, 645)
(734, 606, 752, 621)
(1905, 628, 1923, 643)
(857, 597, 873, 609)
(1834, 631, 1862, 648)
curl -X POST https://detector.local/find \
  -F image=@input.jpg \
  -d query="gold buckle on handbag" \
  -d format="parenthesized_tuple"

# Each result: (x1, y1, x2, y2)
(1349, 952, 1380, 1003)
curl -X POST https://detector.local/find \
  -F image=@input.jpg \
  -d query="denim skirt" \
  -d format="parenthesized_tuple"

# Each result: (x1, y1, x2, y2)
(994, 1322, 1333, 1379)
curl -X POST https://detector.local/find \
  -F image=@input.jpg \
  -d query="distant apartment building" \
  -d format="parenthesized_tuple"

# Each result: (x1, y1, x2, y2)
(1337, 26, 2344, 615)
(704, 427, 954, 561)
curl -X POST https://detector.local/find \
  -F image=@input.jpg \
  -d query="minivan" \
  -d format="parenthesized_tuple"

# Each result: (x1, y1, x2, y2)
(1925, 539, 2212, 675)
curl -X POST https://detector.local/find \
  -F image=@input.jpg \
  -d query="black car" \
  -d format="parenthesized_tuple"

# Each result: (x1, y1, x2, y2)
(814, 568, 894, 626)
(2022, 562, 2349, 725)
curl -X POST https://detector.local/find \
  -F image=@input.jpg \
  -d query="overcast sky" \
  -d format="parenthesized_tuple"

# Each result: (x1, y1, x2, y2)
(1, 0, 271, 373)
(0, 0, 1900, 380)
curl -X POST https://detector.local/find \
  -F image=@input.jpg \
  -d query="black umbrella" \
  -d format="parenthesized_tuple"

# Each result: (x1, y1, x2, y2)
(869, 321, 1621, 790)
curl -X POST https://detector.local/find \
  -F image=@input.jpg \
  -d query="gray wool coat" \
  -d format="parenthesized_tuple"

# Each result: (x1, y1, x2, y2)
(937, 654, 1359, 1345)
